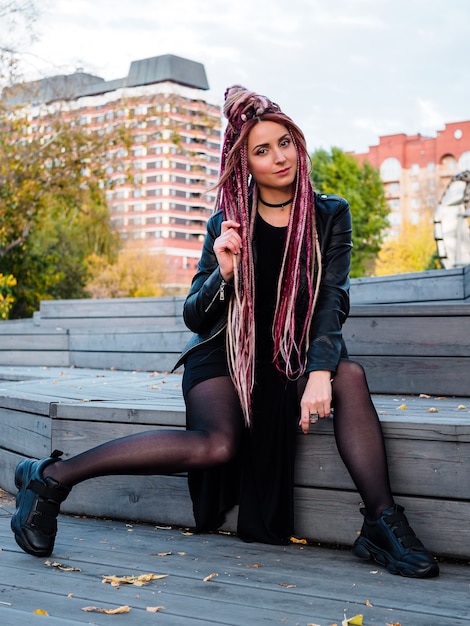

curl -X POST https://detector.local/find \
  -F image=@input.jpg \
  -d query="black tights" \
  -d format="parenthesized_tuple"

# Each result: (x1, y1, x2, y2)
(45, 361, 393, 519)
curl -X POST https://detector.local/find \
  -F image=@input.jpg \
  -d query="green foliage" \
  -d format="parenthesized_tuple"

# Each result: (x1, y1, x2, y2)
(311, 147, 389, 277)
(0, 105, 126, 317)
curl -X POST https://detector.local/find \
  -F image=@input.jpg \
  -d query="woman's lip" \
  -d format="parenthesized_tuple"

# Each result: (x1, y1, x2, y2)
(275, 167, 291, 175)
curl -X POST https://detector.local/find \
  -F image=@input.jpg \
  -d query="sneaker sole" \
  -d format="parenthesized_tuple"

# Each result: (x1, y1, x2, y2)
(353, 537, 439, 578)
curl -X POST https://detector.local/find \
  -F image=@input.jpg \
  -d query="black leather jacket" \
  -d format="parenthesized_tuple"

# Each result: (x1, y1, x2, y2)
(175, 192, 352, 373)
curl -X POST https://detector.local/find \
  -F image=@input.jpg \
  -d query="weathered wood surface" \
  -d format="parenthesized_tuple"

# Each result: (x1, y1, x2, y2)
(350, 264, 470, 304)
(37, 296, 186, 328)
(0, 366, 469, 559)
(1, 494, 469, 626)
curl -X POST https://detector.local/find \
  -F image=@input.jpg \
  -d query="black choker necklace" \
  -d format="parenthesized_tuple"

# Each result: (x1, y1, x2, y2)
(258, 195, 293, 209)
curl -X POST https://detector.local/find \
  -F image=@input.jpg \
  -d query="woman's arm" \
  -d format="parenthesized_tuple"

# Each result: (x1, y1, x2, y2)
(183, 212, 240, 334)
(299, 194, 352, 433)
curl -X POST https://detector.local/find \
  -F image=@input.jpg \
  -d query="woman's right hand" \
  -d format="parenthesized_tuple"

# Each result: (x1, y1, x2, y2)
(213, 220, 241, 282)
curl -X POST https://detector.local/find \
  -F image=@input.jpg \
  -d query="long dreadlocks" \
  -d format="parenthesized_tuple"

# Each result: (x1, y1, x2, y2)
(215, 86, 322, 424)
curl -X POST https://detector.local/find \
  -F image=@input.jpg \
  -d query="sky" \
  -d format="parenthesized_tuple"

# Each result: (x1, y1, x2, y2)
(10, 0, 470, 153)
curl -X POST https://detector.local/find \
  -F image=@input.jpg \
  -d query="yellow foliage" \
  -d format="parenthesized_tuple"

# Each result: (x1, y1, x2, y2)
(85, 243, 167, 298)
(0, 273, 17, 319)
(374, 217, 437, 276)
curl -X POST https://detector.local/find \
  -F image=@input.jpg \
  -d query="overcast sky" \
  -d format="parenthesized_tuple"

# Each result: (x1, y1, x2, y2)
(16, 0, 470, 153)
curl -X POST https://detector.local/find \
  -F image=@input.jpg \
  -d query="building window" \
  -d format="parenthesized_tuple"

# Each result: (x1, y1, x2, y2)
(410, 163, 420, 177)
(380, 158, 401, 182)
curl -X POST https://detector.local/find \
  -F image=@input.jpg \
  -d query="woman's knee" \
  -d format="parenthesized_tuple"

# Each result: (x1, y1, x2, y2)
(335, 359, 368, 388)
(204, 432, 238, 466)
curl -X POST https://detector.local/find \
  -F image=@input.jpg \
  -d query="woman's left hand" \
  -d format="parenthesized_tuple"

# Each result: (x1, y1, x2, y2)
(299, 370, 332, 434)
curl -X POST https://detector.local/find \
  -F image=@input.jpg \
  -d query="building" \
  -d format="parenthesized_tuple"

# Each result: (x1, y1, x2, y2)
(353, 121, 470, 238)
(4, 55, 222, 289)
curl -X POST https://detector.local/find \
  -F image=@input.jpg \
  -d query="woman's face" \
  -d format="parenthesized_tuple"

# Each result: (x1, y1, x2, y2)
(246, 121, 297, 195)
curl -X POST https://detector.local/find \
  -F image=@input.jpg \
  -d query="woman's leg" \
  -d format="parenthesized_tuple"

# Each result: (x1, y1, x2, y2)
(330, 359, 438, 578)
(331, 359, 393, 518)
(11, 376, 243, 556)
(45, 376, 242, 485)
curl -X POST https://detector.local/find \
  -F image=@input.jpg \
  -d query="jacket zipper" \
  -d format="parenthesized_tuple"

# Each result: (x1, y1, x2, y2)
(204, 279, 227, 313)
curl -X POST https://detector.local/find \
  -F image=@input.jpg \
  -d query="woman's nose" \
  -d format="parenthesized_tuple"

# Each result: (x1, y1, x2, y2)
(274, 148, 286, 163)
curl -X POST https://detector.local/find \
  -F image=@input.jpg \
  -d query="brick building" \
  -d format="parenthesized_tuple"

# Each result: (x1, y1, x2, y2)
(353, 121, 470, 239)
(5, 55, 222, 289)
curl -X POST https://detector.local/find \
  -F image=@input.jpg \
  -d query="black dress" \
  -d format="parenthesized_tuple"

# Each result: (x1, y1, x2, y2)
(182, 213, 300, 544)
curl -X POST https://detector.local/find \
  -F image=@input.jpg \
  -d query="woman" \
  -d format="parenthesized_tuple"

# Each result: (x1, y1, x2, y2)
(11, 86, 438, 578)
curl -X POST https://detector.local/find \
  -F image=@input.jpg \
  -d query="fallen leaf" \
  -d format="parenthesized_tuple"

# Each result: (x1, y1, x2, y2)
(203, 572, 218, 582)
(342, 615, 363, 626)
(278, 583, 296, 588)
(146, 606, 166, 612)
(178, 551, 186, 556)
(152, 551, 172, 557)
(102, 573, 167, 588)
(419, 393, 431, 398)
(386, 623, 401, 626)
(33, 609, 49, 615)
(456, 404, 467, 410)
(181, 531, 193, 536)
(428, 407, 439, 413)
(290, 536, 308, 545)
(82, 605, 131, 614)
(365, 599, 373, 606)
(246, 563, 261, 568)
(44, 560, 81, 572)
(67, 593, 74, 598)
(397, 404, 407, 410)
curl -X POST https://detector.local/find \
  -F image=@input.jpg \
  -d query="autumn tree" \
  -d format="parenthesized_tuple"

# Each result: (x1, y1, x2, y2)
(374, 217, 439, 276)
(311, 147, 389, 277)
(85, 242, 168, 299)
(0, 103, 129, 317)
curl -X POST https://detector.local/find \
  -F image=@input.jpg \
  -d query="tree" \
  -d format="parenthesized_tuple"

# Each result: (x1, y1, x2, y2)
(374, 217, 440, 276)
(0, 1, 38, 86)
(85, 243, 168, 299)
(311, 147, 389, 277)
(0, 104, 128, 317)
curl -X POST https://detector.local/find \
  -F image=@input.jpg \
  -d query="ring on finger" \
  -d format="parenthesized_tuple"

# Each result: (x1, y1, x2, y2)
(309, 412, 319, 422)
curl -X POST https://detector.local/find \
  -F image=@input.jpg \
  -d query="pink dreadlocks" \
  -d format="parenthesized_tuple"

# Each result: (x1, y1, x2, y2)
(215, 85, 322, 424)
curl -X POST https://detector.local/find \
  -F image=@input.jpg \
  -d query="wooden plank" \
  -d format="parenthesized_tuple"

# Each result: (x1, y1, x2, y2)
(349, 301, 470, 317)
(294, 487, 470, 559)
(0, 408, 51, 458)
(353, 355, 470, 396)
(70, 351, 180, 372)
(68, 327, 190, 352)
(343, 314, 470, 356)
(39, 295, 185, 319)
(350, 266, 469, 304)
(0, 352, 70, 367)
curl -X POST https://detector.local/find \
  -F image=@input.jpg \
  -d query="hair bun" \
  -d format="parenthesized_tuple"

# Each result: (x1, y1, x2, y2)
(223, 85, 281, 133)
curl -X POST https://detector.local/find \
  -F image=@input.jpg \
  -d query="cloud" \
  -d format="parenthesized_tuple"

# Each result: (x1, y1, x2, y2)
(21, 0, 470, 153)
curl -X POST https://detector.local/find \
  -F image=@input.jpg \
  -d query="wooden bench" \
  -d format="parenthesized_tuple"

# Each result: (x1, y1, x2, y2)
(0, 267, 469, 559)
(0, 367, 468, 560)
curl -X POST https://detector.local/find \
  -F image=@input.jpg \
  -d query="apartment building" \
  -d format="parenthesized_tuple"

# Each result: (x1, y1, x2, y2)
(353, 121, 470, 239)
(5, 54, 222, 289)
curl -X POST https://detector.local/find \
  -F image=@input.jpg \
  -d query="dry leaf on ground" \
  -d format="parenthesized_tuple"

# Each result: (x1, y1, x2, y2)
(342, 615, 363, 625)
(203, 572, 218, 582)
(82, 605, 131, 614)
(102, 573, 167, 588)
(146, 606, 166, 612)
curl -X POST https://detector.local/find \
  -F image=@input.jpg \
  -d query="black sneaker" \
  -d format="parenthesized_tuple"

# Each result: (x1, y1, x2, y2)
(352, 504, 439, 578)
(11, 450, 70, 557)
